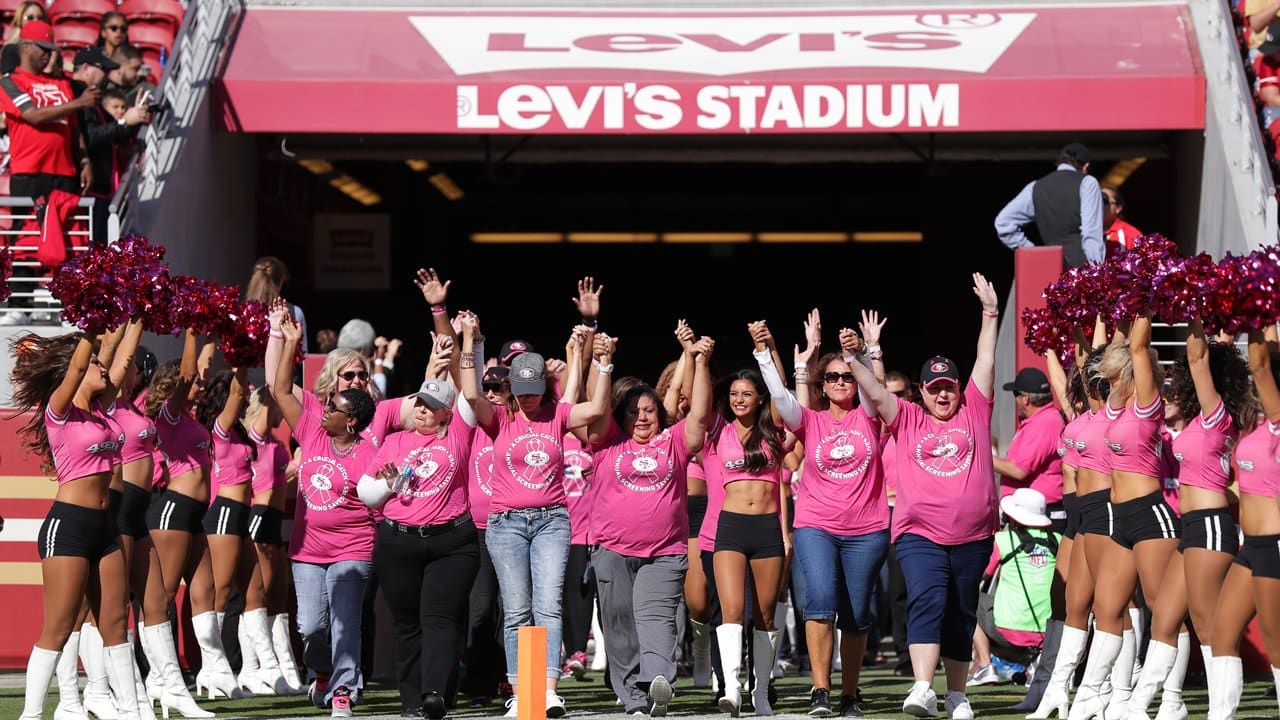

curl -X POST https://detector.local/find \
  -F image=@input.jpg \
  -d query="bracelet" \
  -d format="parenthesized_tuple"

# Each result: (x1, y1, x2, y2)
(597, 363, 614, 374)
(582, 318, 598, 330)
(867, 350, 884, 361)
(793, 363, 807, 371)
(431, 305, 447, 316)
(794, 371, 810, 380)
(982, 310, 999, 318)
(865, 344, 881, 355)
(269, 330, 284, 339)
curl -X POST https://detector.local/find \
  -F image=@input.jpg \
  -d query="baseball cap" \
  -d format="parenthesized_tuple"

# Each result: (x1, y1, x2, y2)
(73, 46, 119, 71)
(482, 366, 509, 385)
(500, 339, 534, 364)
(413, 379, 456, 410)
(1000, 488, 1053, 528)
(919, 355, 960, 390)
(1003, 367, 1051, 395)
(19, 20, 57, 51)
(1262, 20, 1280, 56)
(508, 352, 547, 397)
(1060, 142, 1090, 166)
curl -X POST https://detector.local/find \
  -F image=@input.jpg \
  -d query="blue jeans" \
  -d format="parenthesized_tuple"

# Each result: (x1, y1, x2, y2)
(894, 533, 993, 662)
(793, 527, 889, 633)
(292, 559, 371, 703)
(486, 505, 571, 685)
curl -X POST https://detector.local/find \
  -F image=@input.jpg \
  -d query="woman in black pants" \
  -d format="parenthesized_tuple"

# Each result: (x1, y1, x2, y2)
(358, 337, 481, 719)
(465, 366, 508, 704)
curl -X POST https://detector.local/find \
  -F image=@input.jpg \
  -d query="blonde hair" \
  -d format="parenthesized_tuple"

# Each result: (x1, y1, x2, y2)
(244, 256, 289, 304)
(6, 3, 48, 44)
(244, 386, 269, 430)
(1100, 344, 1164, 403)
(312, 349, 379, 402)
(655, 360, 679, 399)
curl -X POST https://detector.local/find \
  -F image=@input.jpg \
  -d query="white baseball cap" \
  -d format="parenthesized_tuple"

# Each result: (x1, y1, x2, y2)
(1000, 488, 1052, 528)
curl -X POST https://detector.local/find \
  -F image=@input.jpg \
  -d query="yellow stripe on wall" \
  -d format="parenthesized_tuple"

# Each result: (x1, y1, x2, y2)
(0, 476, 57, 499)
(0, 561, 42, 585)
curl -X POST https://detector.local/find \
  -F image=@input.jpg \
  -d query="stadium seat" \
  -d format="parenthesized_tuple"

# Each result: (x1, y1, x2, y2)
(48, 0, 114, 25)
(52, 21, 96, 49)
(141, 47, 161, 81)
(127, 21, 172, 53)
(119, 0, 183, 34)
(0, 0, 27, 23)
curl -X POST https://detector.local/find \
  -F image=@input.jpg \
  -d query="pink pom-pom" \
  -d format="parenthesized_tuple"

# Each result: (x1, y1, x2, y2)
(218, 300, 270, 367)
(1205, 248, 1280, 335)
(1021, 306, 1072, 357)
(1154, 252, 1217, 323)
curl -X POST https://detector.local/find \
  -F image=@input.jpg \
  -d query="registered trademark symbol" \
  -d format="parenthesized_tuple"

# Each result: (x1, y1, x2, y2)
(457, 94, 473, 116)
(917, 13, 1000, 29)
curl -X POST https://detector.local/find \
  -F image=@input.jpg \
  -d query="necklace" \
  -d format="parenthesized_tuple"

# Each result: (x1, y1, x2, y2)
(330, 436, 358, 457)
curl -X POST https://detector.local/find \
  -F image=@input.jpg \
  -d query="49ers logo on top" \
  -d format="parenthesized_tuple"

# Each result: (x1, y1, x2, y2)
(913, 427, 974, 478)
(505, 430, 560, 490)
(408, 12, 1035, 133)
(812, 429, 872, 480)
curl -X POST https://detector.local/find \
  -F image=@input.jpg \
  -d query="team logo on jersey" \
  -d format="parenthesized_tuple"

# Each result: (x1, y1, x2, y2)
(930, 361, 950, 373)
(563, 448, 593, 497)
(1028, 545, 1050, 568)
(299, 455, 350, 511)
(1238, 459, 1255, 472)
(506, 430, 559, 489)
(401, 444, 457, 497)
(473, 445, 495, 496)
(913, 427, 973, 477)
(615, 437, 673, 493)
(813, 428, 872, 479)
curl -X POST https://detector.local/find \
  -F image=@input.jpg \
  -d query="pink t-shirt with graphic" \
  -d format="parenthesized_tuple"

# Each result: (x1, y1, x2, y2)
(105, 399, 157, 464)
(249, 427, 289, 496)
(1003, 404, 1065, 504)
(486, 403, 574, 513)
(289, 403, 378, 564)
(703, 418, 781, 487)
(212, 420, 255, 491)
(1104, 396, 1165, 477)
(1171, 400, 1236, 494)
(591, 420, 692, 557)
(302, 391, 402, 449)
(1074, 410, 1111, 475)
(468, 434, 496, 529)
(367, 412, 474, 527)
(889, 380, 999, 545)
(155, 403, 211, 479)
(698, 455, 726, 553)
(1234, 420, 1280, 498)
(562, 435, 595, 545)
(48, 405, 123, 483)
(1061, 412, 1089, 470)
(792, 406, 888, 536)
(882, 434, 899, 506)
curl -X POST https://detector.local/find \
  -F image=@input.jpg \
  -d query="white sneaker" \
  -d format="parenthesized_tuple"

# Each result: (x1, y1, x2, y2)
(946, 691, 975, 720)
(903, 682, 939, 717)
(966, 664, 1001, 687)
(504, 696, 518, 718)
(0, 311, 29, 325)
(649, 674, 673, 717)
(546, 691, 566, 718)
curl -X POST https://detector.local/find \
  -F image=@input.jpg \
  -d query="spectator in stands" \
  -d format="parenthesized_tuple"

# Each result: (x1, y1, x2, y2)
(995, 143, 1105, 268)
(1253, 25, 1280, 161)
(315, 328, 337, 354)
(100, 90, 126, 121)
(1102, 186, 1142, 254)
(96, 12, 129, 59)
(105, 45, 155, 107)
(71, 47, 151, 247)
(1, 2, 52, 76)
(992, 368, 1066, 532)
(1246, 1, 1280, 52)
(0, 20, 98, 325)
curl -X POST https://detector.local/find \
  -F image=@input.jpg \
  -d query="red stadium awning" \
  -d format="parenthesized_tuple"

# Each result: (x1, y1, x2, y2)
(217, 4, 1204, 135)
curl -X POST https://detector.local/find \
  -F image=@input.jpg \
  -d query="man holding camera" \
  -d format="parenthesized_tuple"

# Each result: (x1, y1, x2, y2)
(71, 46, 151, 246)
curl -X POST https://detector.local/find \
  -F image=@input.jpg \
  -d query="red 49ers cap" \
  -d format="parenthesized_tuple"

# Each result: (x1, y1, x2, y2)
(18, 20, 58, 51)
(919, 355, 960, 389)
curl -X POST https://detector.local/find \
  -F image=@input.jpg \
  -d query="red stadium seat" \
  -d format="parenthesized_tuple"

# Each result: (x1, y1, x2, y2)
(52, 21, 96, 49)
(126, 20, 172, 53)
(141, 46, 161, 80)
(48, 0, 114, 25)
(0, 0, 29, 23)
(119, 0, 183, 34)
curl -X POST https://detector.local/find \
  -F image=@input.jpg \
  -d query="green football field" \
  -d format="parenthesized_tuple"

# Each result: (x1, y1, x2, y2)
(1, 665, 1277, 719)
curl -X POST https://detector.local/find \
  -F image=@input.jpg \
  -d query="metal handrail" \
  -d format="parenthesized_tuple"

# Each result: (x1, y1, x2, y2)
(1, 196, 95, 318)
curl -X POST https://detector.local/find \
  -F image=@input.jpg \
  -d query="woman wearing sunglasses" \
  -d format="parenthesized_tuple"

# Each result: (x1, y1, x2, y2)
(1, 2, 55, 75)
(748, 310, 892, 717)
(273, 313, 378, 716)
(97, 12, 129, 59)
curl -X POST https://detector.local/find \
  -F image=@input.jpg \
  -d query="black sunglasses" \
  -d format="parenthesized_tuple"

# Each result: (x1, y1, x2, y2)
(325, 401, 350, 416)
(823, 371, 856, 384)
(105, 24, 125, 31)
(891, 388, 908, 397)
(24, 13, 44, 21)
(337, 370, 369, 382)
(482, 382, 505, 393)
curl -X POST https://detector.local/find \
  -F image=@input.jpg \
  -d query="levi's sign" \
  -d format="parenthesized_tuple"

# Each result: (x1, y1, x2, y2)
(407, 13, 1036, 133)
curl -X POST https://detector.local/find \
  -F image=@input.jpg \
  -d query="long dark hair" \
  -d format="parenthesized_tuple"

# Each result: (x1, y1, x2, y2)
(194, 370, 255, 458)
(1084, 346, 1111, 402)
(1168, 342, 1257, 431)
(1066, 362, 1089, 416)
(10, 332, 84, 472)
(713, 369, 783, 475)
(143, 359, 181, 419)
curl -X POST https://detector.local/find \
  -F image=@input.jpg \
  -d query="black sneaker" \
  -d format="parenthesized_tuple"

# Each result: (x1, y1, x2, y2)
(809, 688, 833, 716)
(423, 691, 447, 720)
(838, 694, 863, 717)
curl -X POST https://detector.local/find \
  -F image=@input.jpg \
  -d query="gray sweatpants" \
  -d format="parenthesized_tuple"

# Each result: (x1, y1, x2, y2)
(592, 548, 688, 710)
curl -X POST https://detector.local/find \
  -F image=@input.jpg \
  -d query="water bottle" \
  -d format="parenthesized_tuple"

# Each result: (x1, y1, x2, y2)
(159, 47, 168, 69)
(391, 465, 413, 495)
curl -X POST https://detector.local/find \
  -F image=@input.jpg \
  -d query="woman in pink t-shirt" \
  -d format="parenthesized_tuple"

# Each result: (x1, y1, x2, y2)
(1205, 330, 1280, 715)
(753, 312, 896, 716)
(357, 337, 479, 719)
(11, 328, 143, 720)
(1069, 317, 1176, 720)
(273, 315, 379, 715)
(459, 315, 611, 719)
(884, 273, 1000, 720)
(585, 335, 714, 716)
(1129, 317, 1254, 719)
